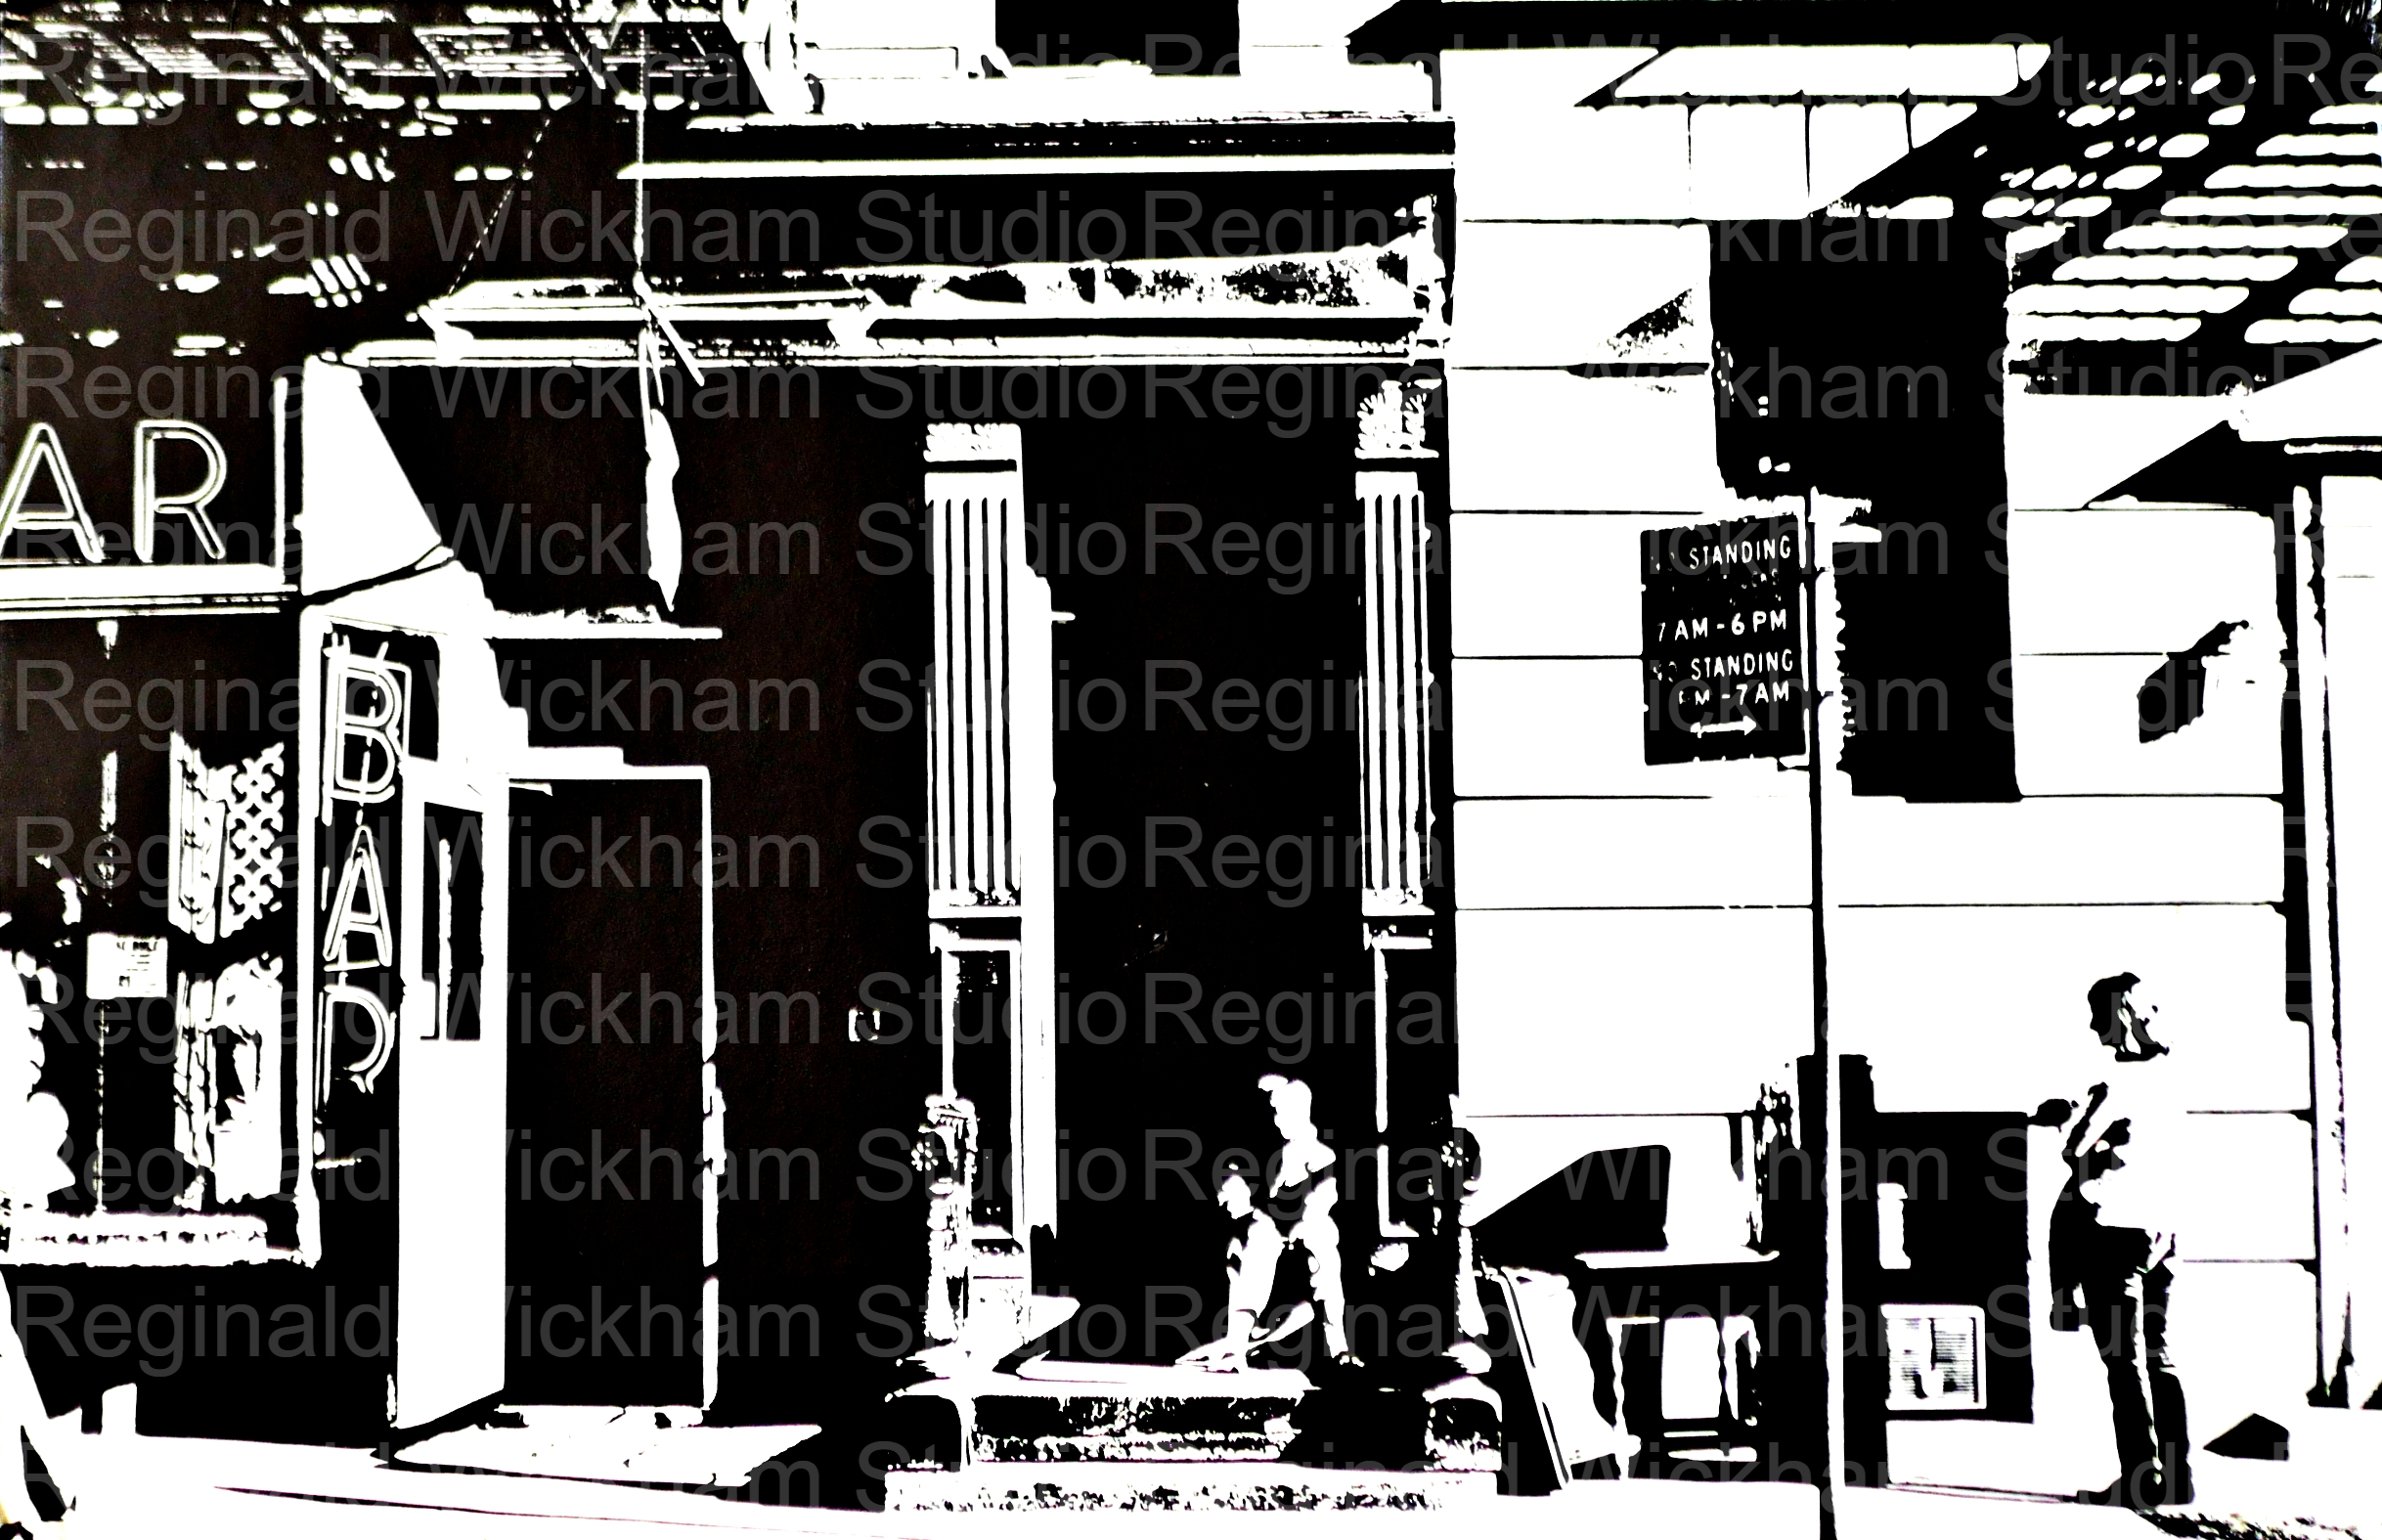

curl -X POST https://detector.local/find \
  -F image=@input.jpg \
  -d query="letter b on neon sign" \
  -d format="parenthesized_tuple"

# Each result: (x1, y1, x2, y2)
(326, 650, 408, 806)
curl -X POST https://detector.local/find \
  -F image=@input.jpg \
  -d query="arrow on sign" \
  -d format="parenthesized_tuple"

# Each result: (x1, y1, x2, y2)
(1689, 719, 1758, 737)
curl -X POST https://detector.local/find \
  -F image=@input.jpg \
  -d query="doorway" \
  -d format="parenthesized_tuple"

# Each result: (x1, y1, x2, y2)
(506, 774, 711, 1405)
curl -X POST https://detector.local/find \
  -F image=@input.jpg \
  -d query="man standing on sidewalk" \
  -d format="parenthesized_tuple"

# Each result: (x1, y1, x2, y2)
(1, 882, 80, 1539)
(2050, 972, 2192, 1510)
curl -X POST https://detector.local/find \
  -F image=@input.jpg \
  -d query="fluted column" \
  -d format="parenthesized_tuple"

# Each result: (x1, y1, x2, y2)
(927, 422, 1024, 915)
(1358, 380, 1438, 918)
(923, 422, 1057, 1328)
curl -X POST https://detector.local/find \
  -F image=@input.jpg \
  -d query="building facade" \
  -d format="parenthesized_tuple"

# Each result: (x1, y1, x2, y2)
(1, 0, 2378, 1514)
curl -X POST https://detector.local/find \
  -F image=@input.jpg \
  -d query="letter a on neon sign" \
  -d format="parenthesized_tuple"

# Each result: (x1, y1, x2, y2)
(0, 422, 105, 561)
(324, 824, 393, 971)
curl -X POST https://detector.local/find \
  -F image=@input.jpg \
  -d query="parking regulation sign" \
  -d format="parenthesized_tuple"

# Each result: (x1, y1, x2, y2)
(1641, 514, 1808, 765)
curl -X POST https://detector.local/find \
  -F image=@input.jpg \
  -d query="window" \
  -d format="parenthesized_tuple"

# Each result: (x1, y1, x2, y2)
(419, 805, 484, 1040)
(1885, 1304, 1985, 1412)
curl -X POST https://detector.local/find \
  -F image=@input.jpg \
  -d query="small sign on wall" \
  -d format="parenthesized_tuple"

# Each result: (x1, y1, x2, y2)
(1885, 1304, 1986, 1412)
(86, 932, 167, 999)
(1641, 514, 1808, 765)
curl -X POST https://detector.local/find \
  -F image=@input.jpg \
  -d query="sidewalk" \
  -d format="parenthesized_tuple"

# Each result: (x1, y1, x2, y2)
(1877, 1403, 2382, 1540)
(54, 1439, 1803, 1540)
(50, 1427, 2382, 1540)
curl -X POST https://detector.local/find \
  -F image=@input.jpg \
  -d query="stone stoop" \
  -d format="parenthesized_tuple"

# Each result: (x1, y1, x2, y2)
(977, 1361, 1313, 1462)
(897, 1359, 1315, 1464)
(882, 1358, 1504, 1510)
(884, 1461, 1500, 1512)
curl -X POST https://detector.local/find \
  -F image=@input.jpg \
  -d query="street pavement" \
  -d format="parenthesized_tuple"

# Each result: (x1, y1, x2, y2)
(40, 1428, 2382, 1540)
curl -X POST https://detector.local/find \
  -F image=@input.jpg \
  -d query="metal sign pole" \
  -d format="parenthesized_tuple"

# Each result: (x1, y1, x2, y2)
(1806, 488, 1845, 1537)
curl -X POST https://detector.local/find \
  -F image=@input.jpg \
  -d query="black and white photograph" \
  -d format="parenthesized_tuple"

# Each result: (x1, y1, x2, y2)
(0, 1, 2378, 1535)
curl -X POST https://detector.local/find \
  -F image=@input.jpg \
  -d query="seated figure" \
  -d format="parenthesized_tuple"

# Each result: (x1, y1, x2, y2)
(1180, 1074, 1356, 1371)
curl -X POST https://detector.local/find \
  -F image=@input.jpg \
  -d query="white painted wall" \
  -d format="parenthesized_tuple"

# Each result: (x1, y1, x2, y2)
(1442, 41, 2319, 1487)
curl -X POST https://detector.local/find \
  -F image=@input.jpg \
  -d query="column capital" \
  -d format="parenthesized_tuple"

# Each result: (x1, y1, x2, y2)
(1356, 376, 1440, 463)
(926, 421, 1021, 467)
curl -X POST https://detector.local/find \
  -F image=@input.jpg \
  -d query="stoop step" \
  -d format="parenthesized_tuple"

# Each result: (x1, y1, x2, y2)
(884, 1459, 1499, 1512)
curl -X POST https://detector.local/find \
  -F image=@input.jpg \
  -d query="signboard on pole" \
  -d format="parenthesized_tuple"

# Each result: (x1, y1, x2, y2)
(1641, 514, 1808, 764)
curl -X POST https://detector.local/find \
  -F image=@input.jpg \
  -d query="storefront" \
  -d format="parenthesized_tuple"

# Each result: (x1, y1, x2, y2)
(5, 0, 2380, 1517)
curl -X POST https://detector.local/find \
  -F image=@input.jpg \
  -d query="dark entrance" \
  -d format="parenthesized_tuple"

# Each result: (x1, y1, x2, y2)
(1032, 406, 1375, 1363)
(506, 777, 707, 1403)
